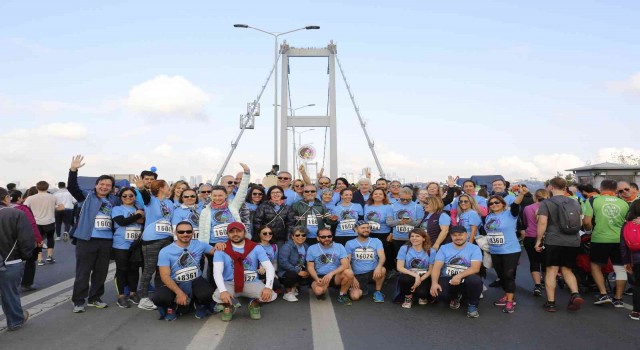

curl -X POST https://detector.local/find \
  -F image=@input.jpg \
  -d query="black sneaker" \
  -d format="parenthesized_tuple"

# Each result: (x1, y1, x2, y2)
(624, 288, 634, 296)
(533, 285, 543, 297)
(488, 279, 502, 288)
(594, 294, 612, 305)
(568, 294, 584, 311)
(117, 296, 131, 309)
(543, 301, 557, 312)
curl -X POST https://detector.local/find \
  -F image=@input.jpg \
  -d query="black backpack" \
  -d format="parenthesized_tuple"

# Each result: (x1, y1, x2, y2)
(547, 197, 582, 235)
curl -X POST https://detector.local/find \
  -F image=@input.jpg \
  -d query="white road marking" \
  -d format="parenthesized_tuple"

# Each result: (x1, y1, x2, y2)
(308, 290, 345, 350)
(185, 314, 229, 350)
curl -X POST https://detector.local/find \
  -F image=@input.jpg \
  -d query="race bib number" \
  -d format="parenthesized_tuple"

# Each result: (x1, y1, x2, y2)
(397, 225, 414, 233)
(340, 219, 356, 231)
(94, 215, 111, 230)
(192, 228, 199, 240)
(445, 264, 467, 277)
(124, 227, 141, 241)
(155, 220, 172, 233)
(175, 266, 198, 282)
(368, 221, 381, 231)
(244, 270, 258, 282)
(354, 247, 375, 261)
(487, 232, 505, 246)
(307, 215, 318, 226)
(213, 223, 229, 238)
(410, 268, 427, 276)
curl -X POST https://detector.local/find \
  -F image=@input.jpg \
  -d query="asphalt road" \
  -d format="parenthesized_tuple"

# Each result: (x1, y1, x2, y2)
(2, 241, 640, 349)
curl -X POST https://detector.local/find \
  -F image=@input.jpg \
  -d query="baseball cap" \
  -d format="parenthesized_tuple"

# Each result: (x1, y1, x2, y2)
(227, 222, 246, 232)
(449, 225, 467, 234)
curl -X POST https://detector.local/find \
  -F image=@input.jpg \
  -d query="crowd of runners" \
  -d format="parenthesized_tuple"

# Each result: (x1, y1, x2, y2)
(2, 154, 640, 331)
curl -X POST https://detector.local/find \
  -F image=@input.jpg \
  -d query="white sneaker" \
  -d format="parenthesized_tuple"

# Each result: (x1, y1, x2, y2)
(55, 236, 61, 241)
(283, 292, 299, 302)
(138, 297, 157, 310)
(293, 288, 299, 296)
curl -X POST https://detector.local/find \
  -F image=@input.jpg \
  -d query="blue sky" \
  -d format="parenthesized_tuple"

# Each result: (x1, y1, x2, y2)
(1, 0, 639, 186)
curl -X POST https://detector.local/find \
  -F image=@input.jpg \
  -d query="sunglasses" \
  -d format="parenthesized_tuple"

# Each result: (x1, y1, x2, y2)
(176, 230, 193, 234)
(182, 195, 196, 199)
(261, 231, 273, 236)
(277, 177, 291, 180)
(294, 233, 307, 237)
(294, 184, 305, 188)
(319, 182, 330, 185)
(399, 198, 411, 202)
(304, 190, 316, 193)
(458, 200, 470, 204)
(390, 185, 401, 188)
(318, 235, 333, 239)
(489, 201, 502, 206)
(200, 191, 212, 194)
(252, 192, 264, 196)
(271, 191, 283, 194)
(618, 188, 631, 193)
(121, 194, 135, 198)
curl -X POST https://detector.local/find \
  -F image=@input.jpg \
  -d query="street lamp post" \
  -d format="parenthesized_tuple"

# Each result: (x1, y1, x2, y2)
(234, 24, 320, 167)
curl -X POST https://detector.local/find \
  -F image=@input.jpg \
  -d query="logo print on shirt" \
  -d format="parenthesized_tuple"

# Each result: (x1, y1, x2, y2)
(214, 210, 231, 223)
(320, 254, 336, 264)
(396, 210, 410, 219)
(601, 204, 621, 219)
(341, 210, 356, 220)
(409, 257, 427, 270)
(242, 256, 254, 269)
(485, 217, 501, 231)
(449, 256, 471, 268)
(366, 211, 381, 222)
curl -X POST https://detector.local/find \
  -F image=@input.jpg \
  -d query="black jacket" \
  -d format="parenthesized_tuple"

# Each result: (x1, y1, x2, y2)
(253, 201, 296, 241)
(352, 190, 370, 208)
(0, 204, 35, 262)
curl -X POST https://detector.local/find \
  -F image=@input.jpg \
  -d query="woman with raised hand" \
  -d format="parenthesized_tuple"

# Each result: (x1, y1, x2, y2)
(137, 178, 174, 311)
(253, 185, 296, 246)
(484, 187, 527, 314)
(111, 187, 145, 308)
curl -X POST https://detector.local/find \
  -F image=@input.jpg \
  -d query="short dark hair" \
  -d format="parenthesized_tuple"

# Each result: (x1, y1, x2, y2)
(549, 177, 567, 190)
(9, 190, 22, 203)
(117, 187, 136, 198)
(267, 185, 286, 200)
(140, 170, 158, 179)
(58, 182, 66, 188)
(600, 179, 618, 192)
(492, 179, 506, 186)
(245, 184, 265, 203)
(95, 175, 115, 187)
(6, 183, 16, 191)
(36, 181, 49, 191)
(631, 183, 639, 191)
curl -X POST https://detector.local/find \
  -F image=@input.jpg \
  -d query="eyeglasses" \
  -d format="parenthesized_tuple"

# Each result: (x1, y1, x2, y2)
(489, 201, 501, 206)
(399, 198, 411, 202)
(294, 184, 304, 188)
(318, 235, 333, 239)
(277, 177, 291, 180)
(618, 188, 631, 193)
(176, 230, 193, 234)
(304, 190, 316, 193)
(294, 233, 307, 237)
(252, 192, 264, 196)
(260, 231, 273, 236)
(200, 191, 212, 194)
(121, 194, 135, 198)
(182, 195, 196, 199)
(458, 200, 470, 204)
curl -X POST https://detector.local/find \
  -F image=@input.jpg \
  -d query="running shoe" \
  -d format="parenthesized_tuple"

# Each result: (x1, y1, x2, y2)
(117, 296, 130, 309)
(502, 300, 515, 313)
(55, 236, 61, 241)
(165, 308, 177, 321)
(568, 294, 584, 311)
(195, 304, 208, 319)
(418, 298, 428, 305)
(543, 301, 557, 313)
(63, 232, 69, 242)
(337, 294, 352, 306)
(42, 243, 47, 249)
(467, 305, 479, 318)
(87, 299, 108, 308)
(212, 303, 225, 314)
(624, 288, 633, 296)
(613, 298, 625, 308)
(37, 260, 45, 266)
(293, 287, 299, 296)
(533, 285, 543, 297)
(594, 294, 612, 305)
(138, 297, 158, 310)
(221, 304, 234, 322)
(73, 302, 86, 313)
(402, 296, 413, 309)
(373, 291, 385, 303)
(8, 311, 29, 331)
(449, 298, 461, 310)
(361, 287, 370, 296)
(493, 296, 517, 307)
(248, 300, 261, 320)
(489, 279, 502, 288)
(283, 292, 298, 302)
(629, 311, 640, 321)
(45, 256, 55, 263)
(128, 294, 141, 305)
(316, 292, 326, 300)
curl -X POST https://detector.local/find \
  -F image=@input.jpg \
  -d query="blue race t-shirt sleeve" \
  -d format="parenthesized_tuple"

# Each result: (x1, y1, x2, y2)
(435, 246, 446, 262)
(157, 248, 171, 267)
(429, 248, 437, 265)
(254, 245, 270, 263)
(439, 213, 451, 226)
(306, 246, 317, 262)
(336, 244, 348, 259)
(470, 245, 483, 261)
(397, 245, 408, 261)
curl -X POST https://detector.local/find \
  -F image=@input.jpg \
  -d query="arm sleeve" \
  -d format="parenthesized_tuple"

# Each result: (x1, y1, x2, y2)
(443, 187, 456, 206)
(260, 260, 275, 289)
(113, 214, 142, 226)
(213, 261, 227, 293)
(136, 189, 151, 206)
(510, 202, 520, 217)
(67, 170, 86, 202)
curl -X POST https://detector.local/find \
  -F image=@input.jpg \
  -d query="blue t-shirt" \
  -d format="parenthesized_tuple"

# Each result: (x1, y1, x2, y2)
(331, 203, 364, 237)
(157, 240, 212, 282)
(208, 206, 236, 244)
(142, 196, 174, 241)
(396, 245, 436, 272)
(504, 194, 516, 206)
(317, 191, 340, 205)
(172, 205, 202, 240)
(245, 202, 258, 212)
(390, 202, 425, 240)
(285, 189, 302, 207)
(456, 210, 482, 240)
(112, 205, 142, 249)
(345, 237, 384, 275)
(364, 204, 393, 234)
(213, 244, 270, 283)
(435, 242, 482, 277)
(484, 210, 521, 254)
(306, 243, 348, 276)
(388, 195, 400, 205)
(261, 243, 278, 265)
(91, 198, 114, 239)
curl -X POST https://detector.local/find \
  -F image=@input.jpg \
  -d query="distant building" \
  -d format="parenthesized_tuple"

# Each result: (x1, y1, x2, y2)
(566, 162, 640, 188)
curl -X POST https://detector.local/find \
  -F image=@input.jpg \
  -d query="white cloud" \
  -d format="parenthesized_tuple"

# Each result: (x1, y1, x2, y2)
(594, 147, 640, 164)
(127, 75, 211, 119)
(607, 72, 640, 96)
(39, 122, 88, 139)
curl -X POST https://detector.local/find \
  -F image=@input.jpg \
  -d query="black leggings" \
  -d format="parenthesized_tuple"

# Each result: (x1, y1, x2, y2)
(113, 248, 142, 295)
(523, 237, 545, 274)
(436, 274, 483, 306)
(280, 270, 311, 289)
(398, 273, 432, 299)
(38, 224, 55, 250)
(491, 252, 521, 294)
(152, 277, 214, 311)
(140, 238, 172, 297)
(632, 264, 640, 313)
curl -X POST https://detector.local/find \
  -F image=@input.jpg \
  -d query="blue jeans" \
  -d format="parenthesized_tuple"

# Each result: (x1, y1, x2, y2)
(0, 262, 26, 329)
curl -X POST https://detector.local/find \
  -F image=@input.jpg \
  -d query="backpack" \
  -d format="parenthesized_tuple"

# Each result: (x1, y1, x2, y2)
(623, 221, 640, 252)
(548, 197, 582, 235)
